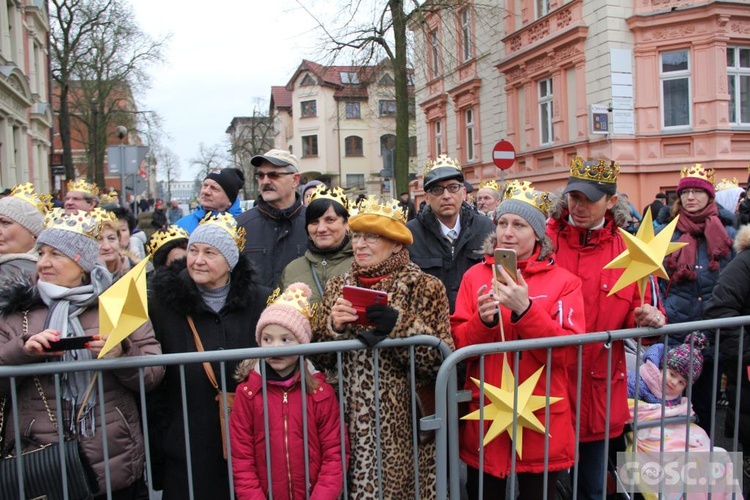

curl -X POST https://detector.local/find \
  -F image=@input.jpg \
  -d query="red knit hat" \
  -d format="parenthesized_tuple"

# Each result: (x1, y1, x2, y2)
(677, 164, 715, 198)
(255, 283, 313, 344)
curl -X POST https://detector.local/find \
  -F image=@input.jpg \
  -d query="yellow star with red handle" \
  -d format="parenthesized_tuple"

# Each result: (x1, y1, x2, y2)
(604, 209, 687, 297)
(461, 357, 561, 459)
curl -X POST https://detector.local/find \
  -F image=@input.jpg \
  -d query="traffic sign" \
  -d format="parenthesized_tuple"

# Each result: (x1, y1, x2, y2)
(493, 140, 516, 170)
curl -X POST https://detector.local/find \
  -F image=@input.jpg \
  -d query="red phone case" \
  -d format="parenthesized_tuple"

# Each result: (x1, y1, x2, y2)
(342, 286, 388, 325)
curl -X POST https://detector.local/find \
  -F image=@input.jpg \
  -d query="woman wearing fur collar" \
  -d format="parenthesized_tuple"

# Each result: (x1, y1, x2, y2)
(147, 213, 270, 500)
(0, 209, 164, 497)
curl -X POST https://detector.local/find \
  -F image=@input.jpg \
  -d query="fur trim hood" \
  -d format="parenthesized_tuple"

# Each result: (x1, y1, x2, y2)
(0, 272, 42, 316)
(150, 253, 262, 316)
(548, 191, 632, 228)
(734, 224, 750, 253)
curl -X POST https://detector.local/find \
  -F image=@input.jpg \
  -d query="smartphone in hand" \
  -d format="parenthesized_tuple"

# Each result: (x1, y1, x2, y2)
(342, 286, 388, 325)
(493, 248, 518, 285)
(42, 335, 95, 352)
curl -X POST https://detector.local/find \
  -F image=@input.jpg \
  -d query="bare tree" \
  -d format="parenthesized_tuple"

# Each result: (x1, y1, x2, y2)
(191, 142, 227, 180)
(226, 100, 274, 200)
(156, 147, 181, 201)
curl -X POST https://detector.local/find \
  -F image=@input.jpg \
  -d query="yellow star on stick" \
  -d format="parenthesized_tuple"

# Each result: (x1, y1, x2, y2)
(461, 357, 561, 459)
(603, 209, 687, 298)
(98, 257, 150, 358)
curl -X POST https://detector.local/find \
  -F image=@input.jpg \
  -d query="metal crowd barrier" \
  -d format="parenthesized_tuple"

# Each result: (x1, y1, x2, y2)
(1, 317, 749, 499)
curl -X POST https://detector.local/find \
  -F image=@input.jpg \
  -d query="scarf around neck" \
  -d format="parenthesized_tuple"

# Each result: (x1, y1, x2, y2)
(665, 203, 732, 283)
(37, 264, 112, 436)
(351, 247, 410, 288)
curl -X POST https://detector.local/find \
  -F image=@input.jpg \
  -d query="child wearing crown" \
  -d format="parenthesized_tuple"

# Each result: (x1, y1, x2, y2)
(230, 282, 344, 499)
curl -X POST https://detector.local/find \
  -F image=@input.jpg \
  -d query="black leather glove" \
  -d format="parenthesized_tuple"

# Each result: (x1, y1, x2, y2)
(357, 305, 398, 348)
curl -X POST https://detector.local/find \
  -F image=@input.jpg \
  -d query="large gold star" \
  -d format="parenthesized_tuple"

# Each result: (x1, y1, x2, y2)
(461, 357, 561, 459)
(603, 209, 687, 297)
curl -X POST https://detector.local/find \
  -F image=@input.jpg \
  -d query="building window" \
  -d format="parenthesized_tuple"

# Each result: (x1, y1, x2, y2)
(345, 136, 363, 156)
(300, 73, 317, 86)
(378, 74, 395, 86)
(536, 0, 550, 19)
(346, 174, 365, 190)
(379, 100, 397, 117)
(302, 135, 318, 157)
(430, 30, 441, 78)
(465, 108, 475, 161)
(460, 8, 472, 62)
(727, 47, 750, 125)
(301, 100, 317, 118)
(539, 78, 553, 145)
(661, 50, 691, 129)
(434, 120, 443, 156)
(340, 71, 359, 84)
(380, 134, 396, 156)
(409, 136, 417, 157)
(345, 102, 361, 119)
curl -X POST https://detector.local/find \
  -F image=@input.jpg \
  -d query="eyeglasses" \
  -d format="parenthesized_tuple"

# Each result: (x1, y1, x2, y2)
(254, 171, 296, 181)
(350, 232, 382, 244)
(426, 183, 463, 196)
(680, 189, 707, 197)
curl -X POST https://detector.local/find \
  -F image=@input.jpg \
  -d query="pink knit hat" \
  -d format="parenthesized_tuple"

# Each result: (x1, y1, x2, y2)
(256, 282, 313, 344)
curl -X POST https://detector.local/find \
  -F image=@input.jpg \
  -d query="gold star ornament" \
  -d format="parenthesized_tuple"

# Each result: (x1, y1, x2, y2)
(603, 209, 687, 297)
(461, 357, 561, 459)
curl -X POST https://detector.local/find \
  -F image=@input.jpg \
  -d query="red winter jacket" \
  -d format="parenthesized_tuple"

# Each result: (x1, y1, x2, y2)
(546, 210, 664, 442)
(230, 367, 344, 500)
(450, 249, 584, 478)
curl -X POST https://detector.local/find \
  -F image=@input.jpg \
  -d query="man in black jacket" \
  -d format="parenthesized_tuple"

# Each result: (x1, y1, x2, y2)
(236, 149, 307, 289)
(406, 155, 494, 312)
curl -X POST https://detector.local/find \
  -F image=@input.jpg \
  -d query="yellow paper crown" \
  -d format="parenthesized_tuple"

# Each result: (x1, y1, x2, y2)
(680, 163, 715, 185)
(309, 185, 350, 211)
(43, 208, 100, 239)
(478, 180, 501, 192)
(99, 191, 119, 205)
(424, 154, 462, 176)
(9, 183, 52, 215)
(67, 179, 99, 197)
(89, 207, 117, 226)
(355, 195, 407, 223)
(266, 282, 317, 320)
(502, 180, 551, 215)
(569, 157, 619, 184)
(198, 212, 246, 253)
(715, 177, 739, 192)
(147, 225, 189, 257)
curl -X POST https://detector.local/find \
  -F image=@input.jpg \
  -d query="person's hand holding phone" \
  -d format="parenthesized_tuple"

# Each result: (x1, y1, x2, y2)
(85, 336, 123, 358)
(23, 328, 64, 356)
(493, 266, 531, 316)
(331, 296, 359, 333)
(477, 284, 499, 325)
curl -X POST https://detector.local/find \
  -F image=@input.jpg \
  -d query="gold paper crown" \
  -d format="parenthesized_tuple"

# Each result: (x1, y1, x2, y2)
(680, 163, 715, 185)
(66, 179, 99, 197)
(147, 225, 190, 257)
(9, 183, 52, 215)
(502, 180, 552, 215)
(478, 180, 501, 192)
(569, 157, 619, 184)
(198, 212, 246, 253)
(423, 154, 462, 176)
(89, 207, 117, 226)
(309, 185, 350, 211)
(43, 208, 100, 239)
(355, 195, 407, 223)
(99, 191, 119, 205)
(265, 283, 317, 320)
(715, 177, 740, 192)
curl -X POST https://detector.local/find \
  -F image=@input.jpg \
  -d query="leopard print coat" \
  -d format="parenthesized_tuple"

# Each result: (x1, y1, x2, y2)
(313, 248, 454, 498)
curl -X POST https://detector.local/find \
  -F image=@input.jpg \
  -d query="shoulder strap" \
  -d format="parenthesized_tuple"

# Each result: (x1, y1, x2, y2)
(309, 262, 325, 298)
(187, 315, 219, 392)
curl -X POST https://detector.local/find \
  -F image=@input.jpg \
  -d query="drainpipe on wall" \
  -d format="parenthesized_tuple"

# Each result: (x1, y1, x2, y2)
(336, 99, 342, 187)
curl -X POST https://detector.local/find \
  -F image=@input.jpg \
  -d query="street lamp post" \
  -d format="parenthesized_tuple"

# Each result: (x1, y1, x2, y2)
(115, 126, 127, 207)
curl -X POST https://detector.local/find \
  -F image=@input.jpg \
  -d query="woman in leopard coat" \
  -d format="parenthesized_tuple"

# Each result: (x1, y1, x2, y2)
(313, 197, 454, 499)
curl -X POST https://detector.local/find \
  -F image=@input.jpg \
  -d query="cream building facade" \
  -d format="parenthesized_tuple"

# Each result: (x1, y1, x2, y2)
(0, 0, 51, 192)
(413, 0, 750, 208)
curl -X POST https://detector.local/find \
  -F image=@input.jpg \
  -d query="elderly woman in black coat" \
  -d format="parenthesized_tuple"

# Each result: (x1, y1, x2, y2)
(148, 213, 270, 500)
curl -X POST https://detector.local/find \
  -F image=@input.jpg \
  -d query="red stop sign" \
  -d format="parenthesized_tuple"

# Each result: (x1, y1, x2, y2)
(493, 140, 516, 170)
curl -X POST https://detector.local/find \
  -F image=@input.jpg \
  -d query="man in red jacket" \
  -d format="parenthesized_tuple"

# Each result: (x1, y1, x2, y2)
(546, 157, 666, 499)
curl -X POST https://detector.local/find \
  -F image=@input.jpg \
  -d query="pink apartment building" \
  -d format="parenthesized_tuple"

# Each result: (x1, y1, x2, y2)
(413, 0, 750, 209)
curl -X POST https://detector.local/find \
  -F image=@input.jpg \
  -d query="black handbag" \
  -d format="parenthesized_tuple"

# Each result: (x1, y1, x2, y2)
(0, 311, 95, 500)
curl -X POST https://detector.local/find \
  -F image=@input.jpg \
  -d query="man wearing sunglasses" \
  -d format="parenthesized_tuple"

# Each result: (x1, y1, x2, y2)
(406, 155, 494, 313)
(175, 167, 245, 233)
(236, 149, 307, 289)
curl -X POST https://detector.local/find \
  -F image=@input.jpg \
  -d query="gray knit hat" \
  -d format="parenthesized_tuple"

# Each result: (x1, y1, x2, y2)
(496, 199, 547, 240)
(36, 210, 101, 273)
(0, 196, 46, 237)
(189, 221, 240, 270)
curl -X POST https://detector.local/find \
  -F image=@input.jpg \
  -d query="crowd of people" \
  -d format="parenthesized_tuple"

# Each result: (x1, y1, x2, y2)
(0, 148, 747, 499)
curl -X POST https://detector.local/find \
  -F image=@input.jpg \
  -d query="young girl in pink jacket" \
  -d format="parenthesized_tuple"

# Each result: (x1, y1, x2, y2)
(230, 283, 344, 499)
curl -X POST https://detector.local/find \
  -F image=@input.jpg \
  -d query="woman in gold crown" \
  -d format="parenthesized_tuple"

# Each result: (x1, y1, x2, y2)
(0, 183, 50, 278)
(147, 213, 271, 500)
(0, 209, 164, 497)
(658, 165, 736, 433)
(313, 196, 455, 499)
(280, 185, 353, 305)
(451, 181, 585, 499)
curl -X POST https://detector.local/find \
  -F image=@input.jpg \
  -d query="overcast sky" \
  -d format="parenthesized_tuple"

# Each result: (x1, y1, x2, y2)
(128, 0, 325, 181)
